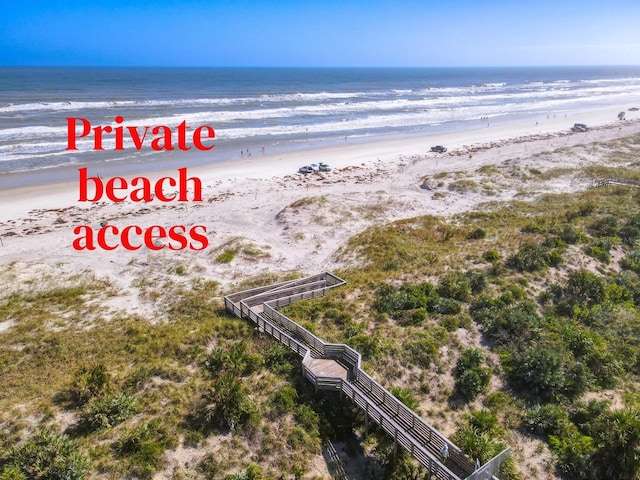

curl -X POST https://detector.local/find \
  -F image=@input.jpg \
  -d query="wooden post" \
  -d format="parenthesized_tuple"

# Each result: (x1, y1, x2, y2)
(393, 428, 398, 464)
(364, 404, 369, 439)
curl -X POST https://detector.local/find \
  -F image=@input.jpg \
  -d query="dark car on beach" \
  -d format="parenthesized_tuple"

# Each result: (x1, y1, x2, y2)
(298, 166, 314, 174)
(430, 145, 447, 153)
(571, 123, 588, 132)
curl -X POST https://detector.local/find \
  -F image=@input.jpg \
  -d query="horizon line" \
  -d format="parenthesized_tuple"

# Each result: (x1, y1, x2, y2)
(2, 64, 640, 69)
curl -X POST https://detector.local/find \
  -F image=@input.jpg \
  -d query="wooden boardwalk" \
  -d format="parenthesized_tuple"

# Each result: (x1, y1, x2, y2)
(225, 273, 509, 480)
(590, 177, 640, 189)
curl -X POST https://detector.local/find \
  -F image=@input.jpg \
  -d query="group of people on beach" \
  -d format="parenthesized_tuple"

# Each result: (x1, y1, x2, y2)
(240, 145, 266, 158)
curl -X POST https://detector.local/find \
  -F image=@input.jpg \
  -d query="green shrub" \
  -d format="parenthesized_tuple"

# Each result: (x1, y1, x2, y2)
(570, 399, 610, 433)
(546, 249, 564, 267)
(0, 466, 24, 480)
(456, 370, 491, 401)
(348, 334, 386, 359)
(467, 228, 487, 240)
(5, 428, 89, 480)
(590, 408, 640, 480)
(621, 250, 640, 273)
(483, 392, 512, 411)
(182, 430, 205, 448)
(198, 453, 221, 477)
(616, 270, 640, 305)
(203, 342, 263, 378)
(324, 308, 352, 325)
(483, 250, 501, 262)
(83, 392, 136, 430)
(619, 223, 640, 246)
(455, 348, 485, 375)
(397, 308, 428, 326)
(506, 243, 549, 272)
(558, 225, 583, 244)
(451, 426, 505, 465)
(440, 315, 459, 331)
(433, 297, 462, 315)
(542, 235, 567, 249)
(264, 343, 297, 376)
(588, 215, 618, 238)
(72, 364, 110, 405)
(389, 387, 419, 412)
(521, 222, 545, 234)
(116, 420, 176, 479)
(437, 273, 472, 302)
(468, 270, 488, 294)
(558, 270, 606, 312)
(508, 346, 586, 402)
(585, 244, 611, 264)
(577, 202, 596, 217)
(294, 404, 320, 431)
(549, 432, 593, 479)
(287, 425, 315, 450)
(562, 324, 621, 388)
(468, 409, 500, 434)
(522, 404, 570, 437)
(202, 374, 259, 432)
(403, 331, 446, 368)
(373, 282, 439, 316)
(268, 385, 297, 415)
(454, 349, 491, 401)
(216, 249, 236, 263)
(224, 464, 263, 480)
(474, 300, 541, 346)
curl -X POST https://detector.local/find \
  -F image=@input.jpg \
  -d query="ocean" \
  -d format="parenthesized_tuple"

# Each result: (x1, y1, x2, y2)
(1, 66, 640, 188)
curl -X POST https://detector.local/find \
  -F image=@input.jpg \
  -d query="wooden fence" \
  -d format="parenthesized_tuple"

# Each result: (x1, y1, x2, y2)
(590, 178, 640, 189)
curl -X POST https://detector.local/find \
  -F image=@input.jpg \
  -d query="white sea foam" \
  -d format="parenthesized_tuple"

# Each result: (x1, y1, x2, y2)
(3, 67, 640, 175)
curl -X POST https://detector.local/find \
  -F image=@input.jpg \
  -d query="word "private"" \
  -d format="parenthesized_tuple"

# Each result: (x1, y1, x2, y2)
(67, 116, 215, 151)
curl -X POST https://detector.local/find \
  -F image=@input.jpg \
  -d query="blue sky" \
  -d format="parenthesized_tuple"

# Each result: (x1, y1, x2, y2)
(1, 0, 638, 67)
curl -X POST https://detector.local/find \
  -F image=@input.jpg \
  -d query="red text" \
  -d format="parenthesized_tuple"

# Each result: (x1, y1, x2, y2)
(67, 116, 215, 151)
(72, 224, 208, 251)
(78, 167, 202, 203)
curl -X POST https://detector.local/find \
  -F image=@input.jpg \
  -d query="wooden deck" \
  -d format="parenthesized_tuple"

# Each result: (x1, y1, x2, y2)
(250, 304, 264, 314)
(306, 358, 348, 380)
(224, 272, 510, 480)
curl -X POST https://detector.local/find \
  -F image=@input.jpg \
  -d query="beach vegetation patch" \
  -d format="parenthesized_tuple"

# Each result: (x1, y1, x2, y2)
(288, 196, 327, 209)
(81, 392, 136, 431)
(466, 227, 487, 240)
(453, 348, 492, 402)
(114, 420, 177, 479)
(216, 249, 236, 263)
(200, 373, 260, 433)
(448, 179, 479, 193)
(72, 364, 111, 405)
(2, 428, 89, 480)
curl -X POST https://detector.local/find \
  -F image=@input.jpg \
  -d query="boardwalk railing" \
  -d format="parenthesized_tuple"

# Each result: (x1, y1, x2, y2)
(590, 178, 640, 189)
(224, 273, 508, 480)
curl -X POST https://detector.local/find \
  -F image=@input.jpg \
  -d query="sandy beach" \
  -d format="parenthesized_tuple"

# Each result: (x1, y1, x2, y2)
(1, 98, 640, 479)
(1, 104, 639, 291)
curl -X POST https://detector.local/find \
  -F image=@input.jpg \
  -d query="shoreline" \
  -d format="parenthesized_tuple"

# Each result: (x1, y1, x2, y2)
(0, 103, 637, 293)
(2, 103, 639, 222)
